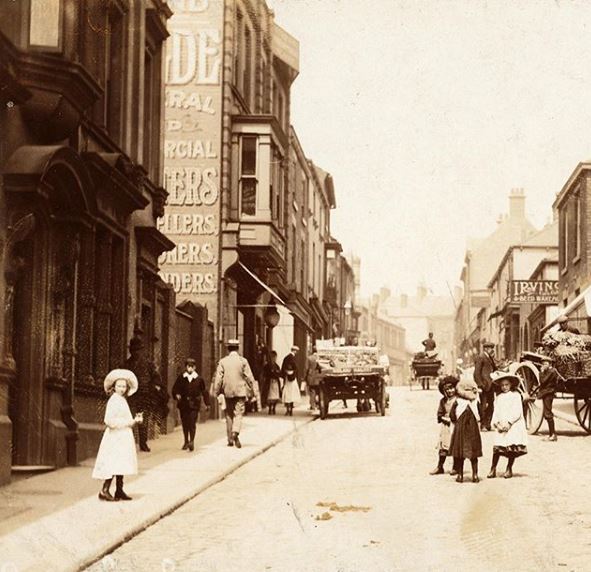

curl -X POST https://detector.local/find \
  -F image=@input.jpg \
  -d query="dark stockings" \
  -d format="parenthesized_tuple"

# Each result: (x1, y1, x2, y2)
(102, 478, 112, 494)
(547, 416, 556, 436)
(455, 458, 479, 482)
(115, 475, 132, 500)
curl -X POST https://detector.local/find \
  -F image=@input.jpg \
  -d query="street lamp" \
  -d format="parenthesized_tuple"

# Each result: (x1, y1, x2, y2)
(264, 302, 280, 328)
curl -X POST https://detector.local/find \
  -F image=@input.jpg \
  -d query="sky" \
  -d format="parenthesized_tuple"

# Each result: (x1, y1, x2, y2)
(267, 0, 591, 299)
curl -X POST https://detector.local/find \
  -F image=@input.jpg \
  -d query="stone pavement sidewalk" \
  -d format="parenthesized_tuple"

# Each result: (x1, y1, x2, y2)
(0, 408, 314, 572)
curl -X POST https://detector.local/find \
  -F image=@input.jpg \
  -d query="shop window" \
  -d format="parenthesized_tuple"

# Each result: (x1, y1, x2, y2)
(29, 0, 62, 51)
(240, 136, 257, 215)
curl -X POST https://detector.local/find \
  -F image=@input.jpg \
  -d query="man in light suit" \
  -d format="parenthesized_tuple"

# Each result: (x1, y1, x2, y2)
(473, 341, 497, 431)
(212, 339, 255, 449)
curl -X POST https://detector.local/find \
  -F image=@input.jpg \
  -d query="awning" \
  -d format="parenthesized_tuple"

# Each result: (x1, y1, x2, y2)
(237, 261, 314, 331)
(541, 284, 591, 333)
(238, 261, 287, 305)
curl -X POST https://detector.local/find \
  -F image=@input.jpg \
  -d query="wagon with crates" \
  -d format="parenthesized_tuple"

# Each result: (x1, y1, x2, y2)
(508, 330, 591, 434)
(315, 343, 389, 420)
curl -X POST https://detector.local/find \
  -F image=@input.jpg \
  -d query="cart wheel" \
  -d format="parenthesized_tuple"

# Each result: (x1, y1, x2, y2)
(319, 387, 329, 420)
(379, 384, 386, 416)
(512, 362, 544, 435)
(574, 396, 591, 434)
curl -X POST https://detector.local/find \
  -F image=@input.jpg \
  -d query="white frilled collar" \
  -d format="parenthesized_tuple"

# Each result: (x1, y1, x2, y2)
(455, 397, 480, 421)
(183, 371, 199, 382)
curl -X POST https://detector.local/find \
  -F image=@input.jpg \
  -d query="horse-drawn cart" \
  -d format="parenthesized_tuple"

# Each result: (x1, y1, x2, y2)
(316, 345, 388, 420)
(410, 354, 442, 390)
(512, 351, 591, 435)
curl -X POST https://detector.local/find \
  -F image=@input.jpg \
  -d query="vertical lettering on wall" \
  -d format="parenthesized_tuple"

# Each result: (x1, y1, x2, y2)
(159, 0, 223, 327)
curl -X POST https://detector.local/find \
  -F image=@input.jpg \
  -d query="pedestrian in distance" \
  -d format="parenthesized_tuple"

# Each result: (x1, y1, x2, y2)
(92, 369, 143, 501)
(487, 371, 528, 479)
(430, 376, 459, 475)
(172, 358, 210, 452)
(264, 350, 282, 415)
(537, 356, 559, 441)
(126, 331, 167, 453)
(449, 378, 483, 483)
(281, 345, 301, 416)
(305, 346, 321, 411)
(212, 339, 255, 448)
(474, 341, 497, 431)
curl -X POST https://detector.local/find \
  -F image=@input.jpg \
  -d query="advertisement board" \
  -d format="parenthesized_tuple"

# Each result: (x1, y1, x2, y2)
(159, 0, 224, 326)
(509, 280, 559, 304)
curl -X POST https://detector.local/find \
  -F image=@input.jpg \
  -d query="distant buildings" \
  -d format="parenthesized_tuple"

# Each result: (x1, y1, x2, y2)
(381, 286, 456, 374)
(454, 189, 540, 362)
(358, 292, 409, 384)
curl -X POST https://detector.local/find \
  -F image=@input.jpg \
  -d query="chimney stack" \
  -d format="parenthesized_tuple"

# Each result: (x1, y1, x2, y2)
(509, 188, 526, 220)
(379, 287, 391, 305)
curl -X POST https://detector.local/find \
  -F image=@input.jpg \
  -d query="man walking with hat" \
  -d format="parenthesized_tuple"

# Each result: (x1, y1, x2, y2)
(474, 341, 497, 431)
(212, 339, 255, 448)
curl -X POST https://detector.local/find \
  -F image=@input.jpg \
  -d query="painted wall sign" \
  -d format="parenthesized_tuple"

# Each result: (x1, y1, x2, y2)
(159, 0, 223, 325)
(509, 280, 559, 304)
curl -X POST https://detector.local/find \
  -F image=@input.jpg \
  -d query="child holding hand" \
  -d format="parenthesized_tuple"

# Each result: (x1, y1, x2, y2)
(430, 376, 458, 475)
(449, 378, 482, 483)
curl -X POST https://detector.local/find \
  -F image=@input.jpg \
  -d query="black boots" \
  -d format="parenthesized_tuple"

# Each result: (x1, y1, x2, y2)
(430, 456, 445, 475)
(98, 478, 115, 501)
(114, 475, 132, 500)
(232, 432, 242, 449)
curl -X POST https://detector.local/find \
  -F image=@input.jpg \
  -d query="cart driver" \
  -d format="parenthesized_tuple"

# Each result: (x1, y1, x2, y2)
(422, 332, 437, 353)
(537, 356, 559, 442)
(557, 315, 580, 335)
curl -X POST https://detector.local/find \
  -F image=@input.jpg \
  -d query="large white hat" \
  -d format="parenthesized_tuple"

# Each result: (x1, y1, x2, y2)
(103, 369, 138, 396)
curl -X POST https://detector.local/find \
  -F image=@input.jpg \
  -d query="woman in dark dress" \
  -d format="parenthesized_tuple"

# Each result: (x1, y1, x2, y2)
(449, 378, 482, 483)
(172, 358, 210, 452)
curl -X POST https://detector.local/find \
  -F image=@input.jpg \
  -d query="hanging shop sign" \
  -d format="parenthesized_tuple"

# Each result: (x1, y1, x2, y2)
(509, 280, 559, 304)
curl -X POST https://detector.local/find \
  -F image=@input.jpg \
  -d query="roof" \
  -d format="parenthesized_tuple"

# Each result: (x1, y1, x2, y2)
(553, 161, 591, 210)
(464, 214, 538, 291)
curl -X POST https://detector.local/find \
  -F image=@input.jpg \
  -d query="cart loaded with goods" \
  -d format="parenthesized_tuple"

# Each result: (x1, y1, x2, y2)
(410, 352, 442, 390)
(315, 342, 389, 420)
(512, 329, 591, 434)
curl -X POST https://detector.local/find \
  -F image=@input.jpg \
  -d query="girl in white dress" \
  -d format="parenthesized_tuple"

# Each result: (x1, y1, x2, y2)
(487, 371, 528, 479)
(93, 369, 143, 501)
(282, 367, 301, 416)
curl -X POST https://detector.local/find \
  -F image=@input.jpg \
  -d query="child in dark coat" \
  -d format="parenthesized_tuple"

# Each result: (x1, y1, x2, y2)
(449, 378, 482, 483)
(430, 376, 458, 475)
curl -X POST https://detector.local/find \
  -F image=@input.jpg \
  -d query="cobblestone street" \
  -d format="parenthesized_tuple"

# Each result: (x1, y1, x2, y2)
(89, 388, 591, 572)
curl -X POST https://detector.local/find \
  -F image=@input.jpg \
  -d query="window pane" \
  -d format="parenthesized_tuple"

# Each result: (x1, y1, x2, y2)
(30, 0, 61, 47)
(241, 179, 256, 215)
(241, 137, 257, 175)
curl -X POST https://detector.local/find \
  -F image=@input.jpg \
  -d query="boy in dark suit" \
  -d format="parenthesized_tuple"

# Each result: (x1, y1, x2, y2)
(172, 358, 210, 451)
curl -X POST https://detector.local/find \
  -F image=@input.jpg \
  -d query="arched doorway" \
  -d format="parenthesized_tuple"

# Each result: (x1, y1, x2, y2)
(3, 147, 94, 467)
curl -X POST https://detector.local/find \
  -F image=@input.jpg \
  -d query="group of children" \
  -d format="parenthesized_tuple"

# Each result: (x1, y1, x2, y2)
(431, 370, 528, 483)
